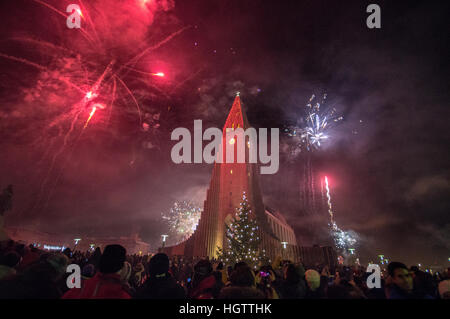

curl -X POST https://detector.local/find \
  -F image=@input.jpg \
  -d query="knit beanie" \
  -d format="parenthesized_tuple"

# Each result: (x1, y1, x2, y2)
(149, 253, 169, 278)
(99, 245, 126, 274)
(194, 259, 213, 276)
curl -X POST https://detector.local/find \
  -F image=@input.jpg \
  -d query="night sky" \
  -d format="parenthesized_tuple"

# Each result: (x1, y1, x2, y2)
(0, 0, 449, 266)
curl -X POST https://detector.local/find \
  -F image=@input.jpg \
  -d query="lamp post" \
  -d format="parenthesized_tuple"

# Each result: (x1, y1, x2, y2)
(281, 241, 288, 259)
(161, 234, 168, 248)
(73, 238, 81, 251)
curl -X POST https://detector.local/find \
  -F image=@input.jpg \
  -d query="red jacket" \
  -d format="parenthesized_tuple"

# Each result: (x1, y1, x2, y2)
(189, 275, 217, 299)
(62, 273, 131, 299)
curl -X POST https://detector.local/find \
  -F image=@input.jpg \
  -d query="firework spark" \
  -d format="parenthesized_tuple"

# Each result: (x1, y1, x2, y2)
(161, 201, 202, 245)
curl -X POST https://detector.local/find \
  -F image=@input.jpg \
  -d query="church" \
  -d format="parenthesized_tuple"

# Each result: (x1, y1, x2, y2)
(161, 94, 300, 262)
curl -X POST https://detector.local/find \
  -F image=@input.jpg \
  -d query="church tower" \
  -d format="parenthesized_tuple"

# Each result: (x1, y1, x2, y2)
(162, 94, 299, 262)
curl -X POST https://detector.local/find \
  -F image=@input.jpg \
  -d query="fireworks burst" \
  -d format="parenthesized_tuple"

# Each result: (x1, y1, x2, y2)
(161, 201, 202, 245)
(0, 0, 190, 216)
(284, 93, 343, 153)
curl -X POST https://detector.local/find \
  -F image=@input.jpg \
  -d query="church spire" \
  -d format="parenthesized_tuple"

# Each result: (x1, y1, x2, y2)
(223, 93, 249, 131)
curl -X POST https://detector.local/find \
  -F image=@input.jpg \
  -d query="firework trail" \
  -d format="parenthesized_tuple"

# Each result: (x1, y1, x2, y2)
(324, 176, 335, 225)
(120, 25, 191, 72)
(31, 0, 96, 44)
(162, 201, 202, 246)
(0, 53, 85, 93)
(83, 105, 98, 129)
(324, 176, 357, 251)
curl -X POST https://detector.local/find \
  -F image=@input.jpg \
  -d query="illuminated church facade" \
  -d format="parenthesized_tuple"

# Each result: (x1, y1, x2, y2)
(162, 94, 300, 262)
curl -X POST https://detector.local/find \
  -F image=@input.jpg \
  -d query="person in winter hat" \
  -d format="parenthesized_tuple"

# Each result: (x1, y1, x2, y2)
(189, 259, 222, 299)
(134, 253, 185, 299)
(276, 263, 307, 299)
(219, 264, 265, 299)
(0, 250, 20, 280)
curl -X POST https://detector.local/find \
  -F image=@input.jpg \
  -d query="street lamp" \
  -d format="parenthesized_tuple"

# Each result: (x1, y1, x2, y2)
(281, 242, 288, 259)
(349, 248, 355, 255)
(73, 238, 81, 251)
(161, 235, 168, 248)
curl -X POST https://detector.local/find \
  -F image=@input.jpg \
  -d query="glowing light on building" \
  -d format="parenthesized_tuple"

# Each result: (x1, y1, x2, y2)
(44, 245, 65, 251)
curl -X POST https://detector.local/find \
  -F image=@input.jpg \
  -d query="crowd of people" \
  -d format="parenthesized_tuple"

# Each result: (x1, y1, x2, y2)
(0, 240, 449, 299)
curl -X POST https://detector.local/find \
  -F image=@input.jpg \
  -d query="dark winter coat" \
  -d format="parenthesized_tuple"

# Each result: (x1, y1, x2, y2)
(134, 273, 186, 299)
(0, 262, 63, 299)
(276, 279, 307, 299)
(219, 286, 265, 299)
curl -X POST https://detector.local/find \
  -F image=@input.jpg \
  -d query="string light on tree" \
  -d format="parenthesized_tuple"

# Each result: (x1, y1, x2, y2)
(216, 192, 268, 268)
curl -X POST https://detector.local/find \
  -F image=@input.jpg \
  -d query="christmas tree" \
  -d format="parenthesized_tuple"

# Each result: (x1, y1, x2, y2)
(217, 191, 267, 268)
